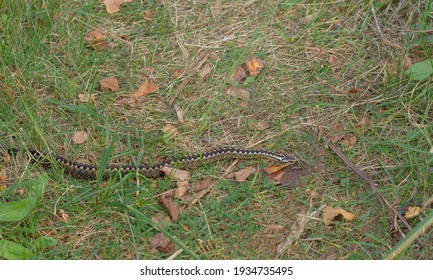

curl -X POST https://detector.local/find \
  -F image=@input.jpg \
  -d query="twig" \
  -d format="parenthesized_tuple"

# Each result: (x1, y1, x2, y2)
(325, 139, 412, 232)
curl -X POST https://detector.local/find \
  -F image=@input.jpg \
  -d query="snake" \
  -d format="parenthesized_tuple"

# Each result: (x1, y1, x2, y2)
(1, 146, 295, 180)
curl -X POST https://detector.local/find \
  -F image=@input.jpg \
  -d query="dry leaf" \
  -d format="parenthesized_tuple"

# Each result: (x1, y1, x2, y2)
(423, 196, 433, 209)
(78, 93, 96, 103)
(307, 189, 319, 199)
(347, 88, 362, 94)
(322, 206, 355, 226)
(328, 55, 343, 65)
(264, 224, 285, 231)
(179, 179, 215, 202)
(133, 79, 159, 97)
(151, 214, 171, 229)
(234, 166, 257, 182)
(229, 66, 247, 83)
(144, 9, 155, 21)
(177, 78, 190, 90)
(175, 180, 189, 198)
(174, 105, 185, 123)
(429, 146, 433, 153)
(225, 86, 250, 99)
(245, 57, 265, 77)
(103, 0, 132, 14)
(58, 209, 70, 223)
(0, 169, 7, 191)
(162, 124, 178, 140)
(405, 206, 421, 219)
(302, 14, 313, 24)
(151, 233, 176, 254)
(359, 116, 371, 126)
(263, 163, 290, 174)
(99, 77, 119, 91)
(159, 195, 185, 220)
(161, 167, 190, 181)
(269, 169, 285, 184)
(198, 63, 213, 79)
(72, 131, 89, 144)
(340, 133, 357, 147)
(84, 30, 110, 51)
(115, 97, 139, 106)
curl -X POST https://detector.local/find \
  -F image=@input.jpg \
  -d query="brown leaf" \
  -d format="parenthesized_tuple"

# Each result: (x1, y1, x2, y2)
(133, 79, 159, 97)
(115, 97, 139, 106)
(162, 124, 178, 140)
(159, 195, 185, 220)
(72, 131, 89, 144)
(179, 179, 215, 202)
(347, 88, 362, 94)
(161, 167, 190, 181)
(174, 105, 185, 123)
(151, 233, 176, 254)
(103, 0, 131, 14)
(175, 180, 190, 198)
(229, 66, 247, 83)
(58, 209, 70, 223)
(263, 163, 290, 174)
(198, 63, 213, 79)
(78, 93, 96, 103)
(151, 214, 171, 229)
(328, 55, 343, 65)
(245, 57, 265, 77)
(302, 14, 313, 25)
(234, 166, 257, 182)
(405, 206, 421, 219)
(144, 9, 155, 21)
(177, 78, 189, 90)
(359, 116, 371, 126)
(0, 169, 7, 191)
(340, 133, 357, 147)
(84, 30, 110, 51)
(264, 224, 285, 231)
(322, 206, 355, 226)
(225, 86, 250, 99)
(269, 169, 285, 184)
(99, 77, 119, 91)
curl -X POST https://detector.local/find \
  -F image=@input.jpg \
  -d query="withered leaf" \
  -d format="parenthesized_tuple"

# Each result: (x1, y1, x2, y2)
(245, 57, 265, 77)
(179, 179, 215, 202)
(58, 209, 70, 223)
(103, 0, 133, 14)
(174, 105, 185, 123)
(151, 214, 171, 229)
(133, 79, 159, 97)
(198, 63, 213, 79)
(405, 206, 421, 219)
(229, 66, 247, 83)
(84, 30, 110, 51)
(264, 224, 285, 231)
(340, 133, 357, 147)
(234, 166, 257, 182)
(72, 131, 89, 144)
(263, 163, 290, 174)
(99, 77, 119, 91)
(78, 93, 96, 103)
(151, 233, 176, 254)
(161, 167, 190, 181)
(162, 124, 178, 140)
(322, 206, 354, 226)
(225, 86, 250, 99)
(159, 195, 185, 220)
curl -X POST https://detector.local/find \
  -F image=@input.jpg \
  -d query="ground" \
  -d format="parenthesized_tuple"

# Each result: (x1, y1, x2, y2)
(0, 0, 432, 260)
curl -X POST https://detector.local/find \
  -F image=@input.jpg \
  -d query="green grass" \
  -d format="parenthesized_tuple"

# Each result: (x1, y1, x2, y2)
(1, 0, 432, 259)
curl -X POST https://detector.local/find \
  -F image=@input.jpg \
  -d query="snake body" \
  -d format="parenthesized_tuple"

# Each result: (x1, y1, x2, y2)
(1, 146, 295, 180)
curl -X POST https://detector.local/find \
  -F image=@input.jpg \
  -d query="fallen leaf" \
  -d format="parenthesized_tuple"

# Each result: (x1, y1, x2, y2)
(162, 124, 178, 140)
(328, 55, 343, 65)
(234, 166, 257, 182)
(307, 189, 319, 199)
(198, 63, 213, 79)
(423, 196, 433, 209)
(347, 88, 362, 94)
(263, 163, 290, 174)
(99, 77, 119, 91)
(0, 169, 7, 191)
(322, 206, 355, 226)
(78, 93, 96, 103)
(175, 180, 189, 198)
(72, 131, 88, 144)
(115, 97, 139, 106)
(264, 224, 285, 231)
(174, 105, 185, 123)
(229, 66, 247, 83)
(84, 30, 110, 51)
(225, 86, 250, 99)
(133, 79, 159, 97)
(177, 78, 189, 90)
(144, 9, 155, 21)
(58, 209, 70, 223)
(159, 195, 185, 220)
(245, 57, 265, 77)
(103, 0, 132, 14)
(173, 69, 186, 78)
(340, 133, 357, 147)
(359, 116, 371, 127)
(179, 179, 215, 202)
(249, 121, 270, 131)
(405, 206, 421, 219)
(302, 14, 313, 25)
(269, 169, 285, 185)
(151, 233, 176, 254)
(151, 214, 171, 229)
(161, 167, 190, 181)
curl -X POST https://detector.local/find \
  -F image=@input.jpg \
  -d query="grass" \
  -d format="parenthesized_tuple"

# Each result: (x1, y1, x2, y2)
(1, 0, 432, 259)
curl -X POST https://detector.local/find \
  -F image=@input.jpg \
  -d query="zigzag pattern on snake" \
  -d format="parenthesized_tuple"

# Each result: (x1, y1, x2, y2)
(1, 146, 295, 180)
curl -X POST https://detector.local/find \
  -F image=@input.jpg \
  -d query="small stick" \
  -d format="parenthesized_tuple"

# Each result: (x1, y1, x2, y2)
(325, 139, 412, 232)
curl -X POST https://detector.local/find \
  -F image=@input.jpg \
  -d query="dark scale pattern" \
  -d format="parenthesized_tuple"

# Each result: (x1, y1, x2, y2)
(1, 146, 295, 180)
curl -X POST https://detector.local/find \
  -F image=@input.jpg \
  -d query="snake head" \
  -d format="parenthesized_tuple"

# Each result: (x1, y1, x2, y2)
(280, 155, 296, 163)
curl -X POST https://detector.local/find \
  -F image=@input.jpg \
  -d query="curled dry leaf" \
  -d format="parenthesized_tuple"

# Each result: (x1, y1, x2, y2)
(72, 131, 89, 144)
(174, 105, 185, 123)
(175, 180, 189, 198)
(225, 86, 250, 99)
(78, 93, 96, 103)
(322, 206, 354, 226)
(161, 167, 190, 181)
(84, 30, 110, 51)
(245, 57, 265, 77)
(103, 0, 132, 14)
(162, 124, 178, 140)
(159, 195, 185, 220)
(198, 63, 213, 79)
(263, 163, 290, 174)
(151, 233, 176, 254)
(99, 77, 119, 91)
(133, 79, 159, 97)
(405, 206, 421, 219)
(234, 166, 257, 182)
(229, 66, 247, 83)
